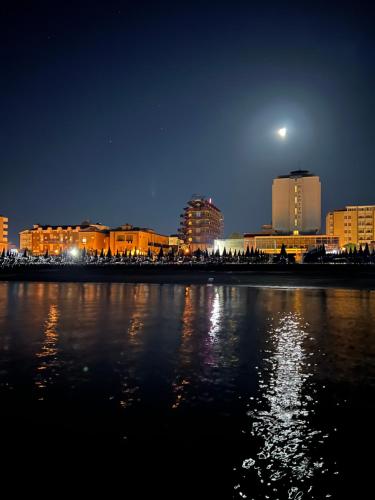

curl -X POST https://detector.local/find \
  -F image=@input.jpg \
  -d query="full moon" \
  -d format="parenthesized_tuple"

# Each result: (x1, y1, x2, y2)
(277, 127, 287, 138)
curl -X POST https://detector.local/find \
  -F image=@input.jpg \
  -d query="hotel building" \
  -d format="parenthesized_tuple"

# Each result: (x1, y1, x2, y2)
(19, 222, 109, 255)
(20, 222, 171, 256)
(272, 170, 321, 234)
(326, 205, 375, 248)
(109, 224, 170, 255)
(179, 196, 224, 252)
(0, 215, 8, 253)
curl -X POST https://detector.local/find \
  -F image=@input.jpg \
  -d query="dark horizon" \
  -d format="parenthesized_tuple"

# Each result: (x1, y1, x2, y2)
(2, 0, 375, 244)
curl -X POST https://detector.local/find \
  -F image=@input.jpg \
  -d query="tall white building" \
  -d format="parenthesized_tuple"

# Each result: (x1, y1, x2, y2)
(272, 170, 321, 234)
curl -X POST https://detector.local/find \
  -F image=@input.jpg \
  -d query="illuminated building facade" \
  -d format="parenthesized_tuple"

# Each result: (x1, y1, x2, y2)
(179, 196, 224, 252)
(19, 223, 109, 255)
(78, 226, 110, 253)
(244, 233, 340, 260)
(272, 170, 321, 234)
(0, 215, 8, 253)
(214, 233, 244, 255)
(109, 224, 170, 255)
(326, 205, 375, 247)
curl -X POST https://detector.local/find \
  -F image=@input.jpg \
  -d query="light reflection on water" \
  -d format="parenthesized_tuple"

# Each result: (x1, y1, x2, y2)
(235, 312, 331, 499)
(35, 304, 60, 399)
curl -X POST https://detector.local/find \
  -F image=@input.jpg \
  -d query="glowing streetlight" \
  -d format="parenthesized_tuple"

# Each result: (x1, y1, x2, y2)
(69, 247, 79, 258)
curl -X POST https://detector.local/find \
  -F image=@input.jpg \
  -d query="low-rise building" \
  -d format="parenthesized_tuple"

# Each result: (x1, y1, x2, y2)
(109, 224, 170, 255)
(326, 205, 375, 248)
(214, 233, 244, 255)
(245, 233, 340, 261)
(0, 215, 8, 253)
(19, 222, 109, 255)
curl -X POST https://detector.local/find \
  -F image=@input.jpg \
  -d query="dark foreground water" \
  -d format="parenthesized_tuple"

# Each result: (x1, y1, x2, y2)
(0, 282, 374, 498)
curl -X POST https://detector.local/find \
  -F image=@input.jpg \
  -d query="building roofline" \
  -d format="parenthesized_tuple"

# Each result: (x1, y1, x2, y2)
(276, 169, 316, 179)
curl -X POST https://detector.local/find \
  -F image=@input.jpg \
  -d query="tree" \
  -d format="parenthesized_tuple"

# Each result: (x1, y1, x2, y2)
(1, 248, 5, 259)
(107, 247, 112, 259)
(100, 248, 104, 259)
(364, 243, 370, 258)
(245, 245, 250, 258)
(94, 249, 98, 260)
(353, 247, 358, 262)
(147, 248, 152, 259)
(222, 247, 227, 259)
(44, 249, 49, 259)
(158, 246, 164, 261)
(168, 247, 175, 262)
(280, 243, 287, 261)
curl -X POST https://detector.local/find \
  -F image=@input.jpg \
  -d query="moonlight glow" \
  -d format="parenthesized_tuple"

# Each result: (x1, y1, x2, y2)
(277, 127, 287, 139)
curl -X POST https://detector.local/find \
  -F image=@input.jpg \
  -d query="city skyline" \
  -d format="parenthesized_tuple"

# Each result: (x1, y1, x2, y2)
(2, 1, 375, 243)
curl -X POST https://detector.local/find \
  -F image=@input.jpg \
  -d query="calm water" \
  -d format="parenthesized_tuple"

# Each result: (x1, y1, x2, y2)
(0, 282, 374, 498)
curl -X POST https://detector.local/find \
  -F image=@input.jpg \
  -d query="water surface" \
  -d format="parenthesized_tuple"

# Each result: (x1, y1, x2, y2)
(0, 282, 374, 498)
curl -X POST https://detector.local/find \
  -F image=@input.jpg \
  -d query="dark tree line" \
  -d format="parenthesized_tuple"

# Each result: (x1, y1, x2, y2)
(2, 242, 375, 267)
(303, 243, 375, 264)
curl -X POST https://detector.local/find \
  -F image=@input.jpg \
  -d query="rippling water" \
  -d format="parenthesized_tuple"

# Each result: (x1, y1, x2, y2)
(0, 282, 374, 497)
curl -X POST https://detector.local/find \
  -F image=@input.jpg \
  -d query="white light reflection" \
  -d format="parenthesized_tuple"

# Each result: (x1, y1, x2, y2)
(208, 289, 221, 342)
(35, 304, 60, 399)
(236, 312, 331, 499)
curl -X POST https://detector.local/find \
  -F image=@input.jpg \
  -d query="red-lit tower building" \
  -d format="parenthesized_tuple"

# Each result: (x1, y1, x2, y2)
(179, 195, 224, 252)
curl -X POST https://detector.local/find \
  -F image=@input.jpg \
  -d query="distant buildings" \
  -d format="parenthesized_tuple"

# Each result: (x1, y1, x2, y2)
(0, 215, 8, 253)
(179, 196, 224, 252)
(19, 222, 170, 256)
(109, 224, 170, 255)
(214, 169, 339, 260)
(10, 173, 375, 258)
(272, 170, 321, 234)
(326, 205, 375, 248)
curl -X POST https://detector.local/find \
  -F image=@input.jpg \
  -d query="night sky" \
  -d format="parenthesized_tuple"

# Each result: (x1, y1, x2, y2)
(2, 1, 375, 244)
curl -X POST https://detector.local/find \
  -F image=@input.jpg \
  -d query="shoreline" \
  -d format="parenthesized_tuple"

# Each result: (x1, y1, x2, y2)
(1, 264, 375, 289)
